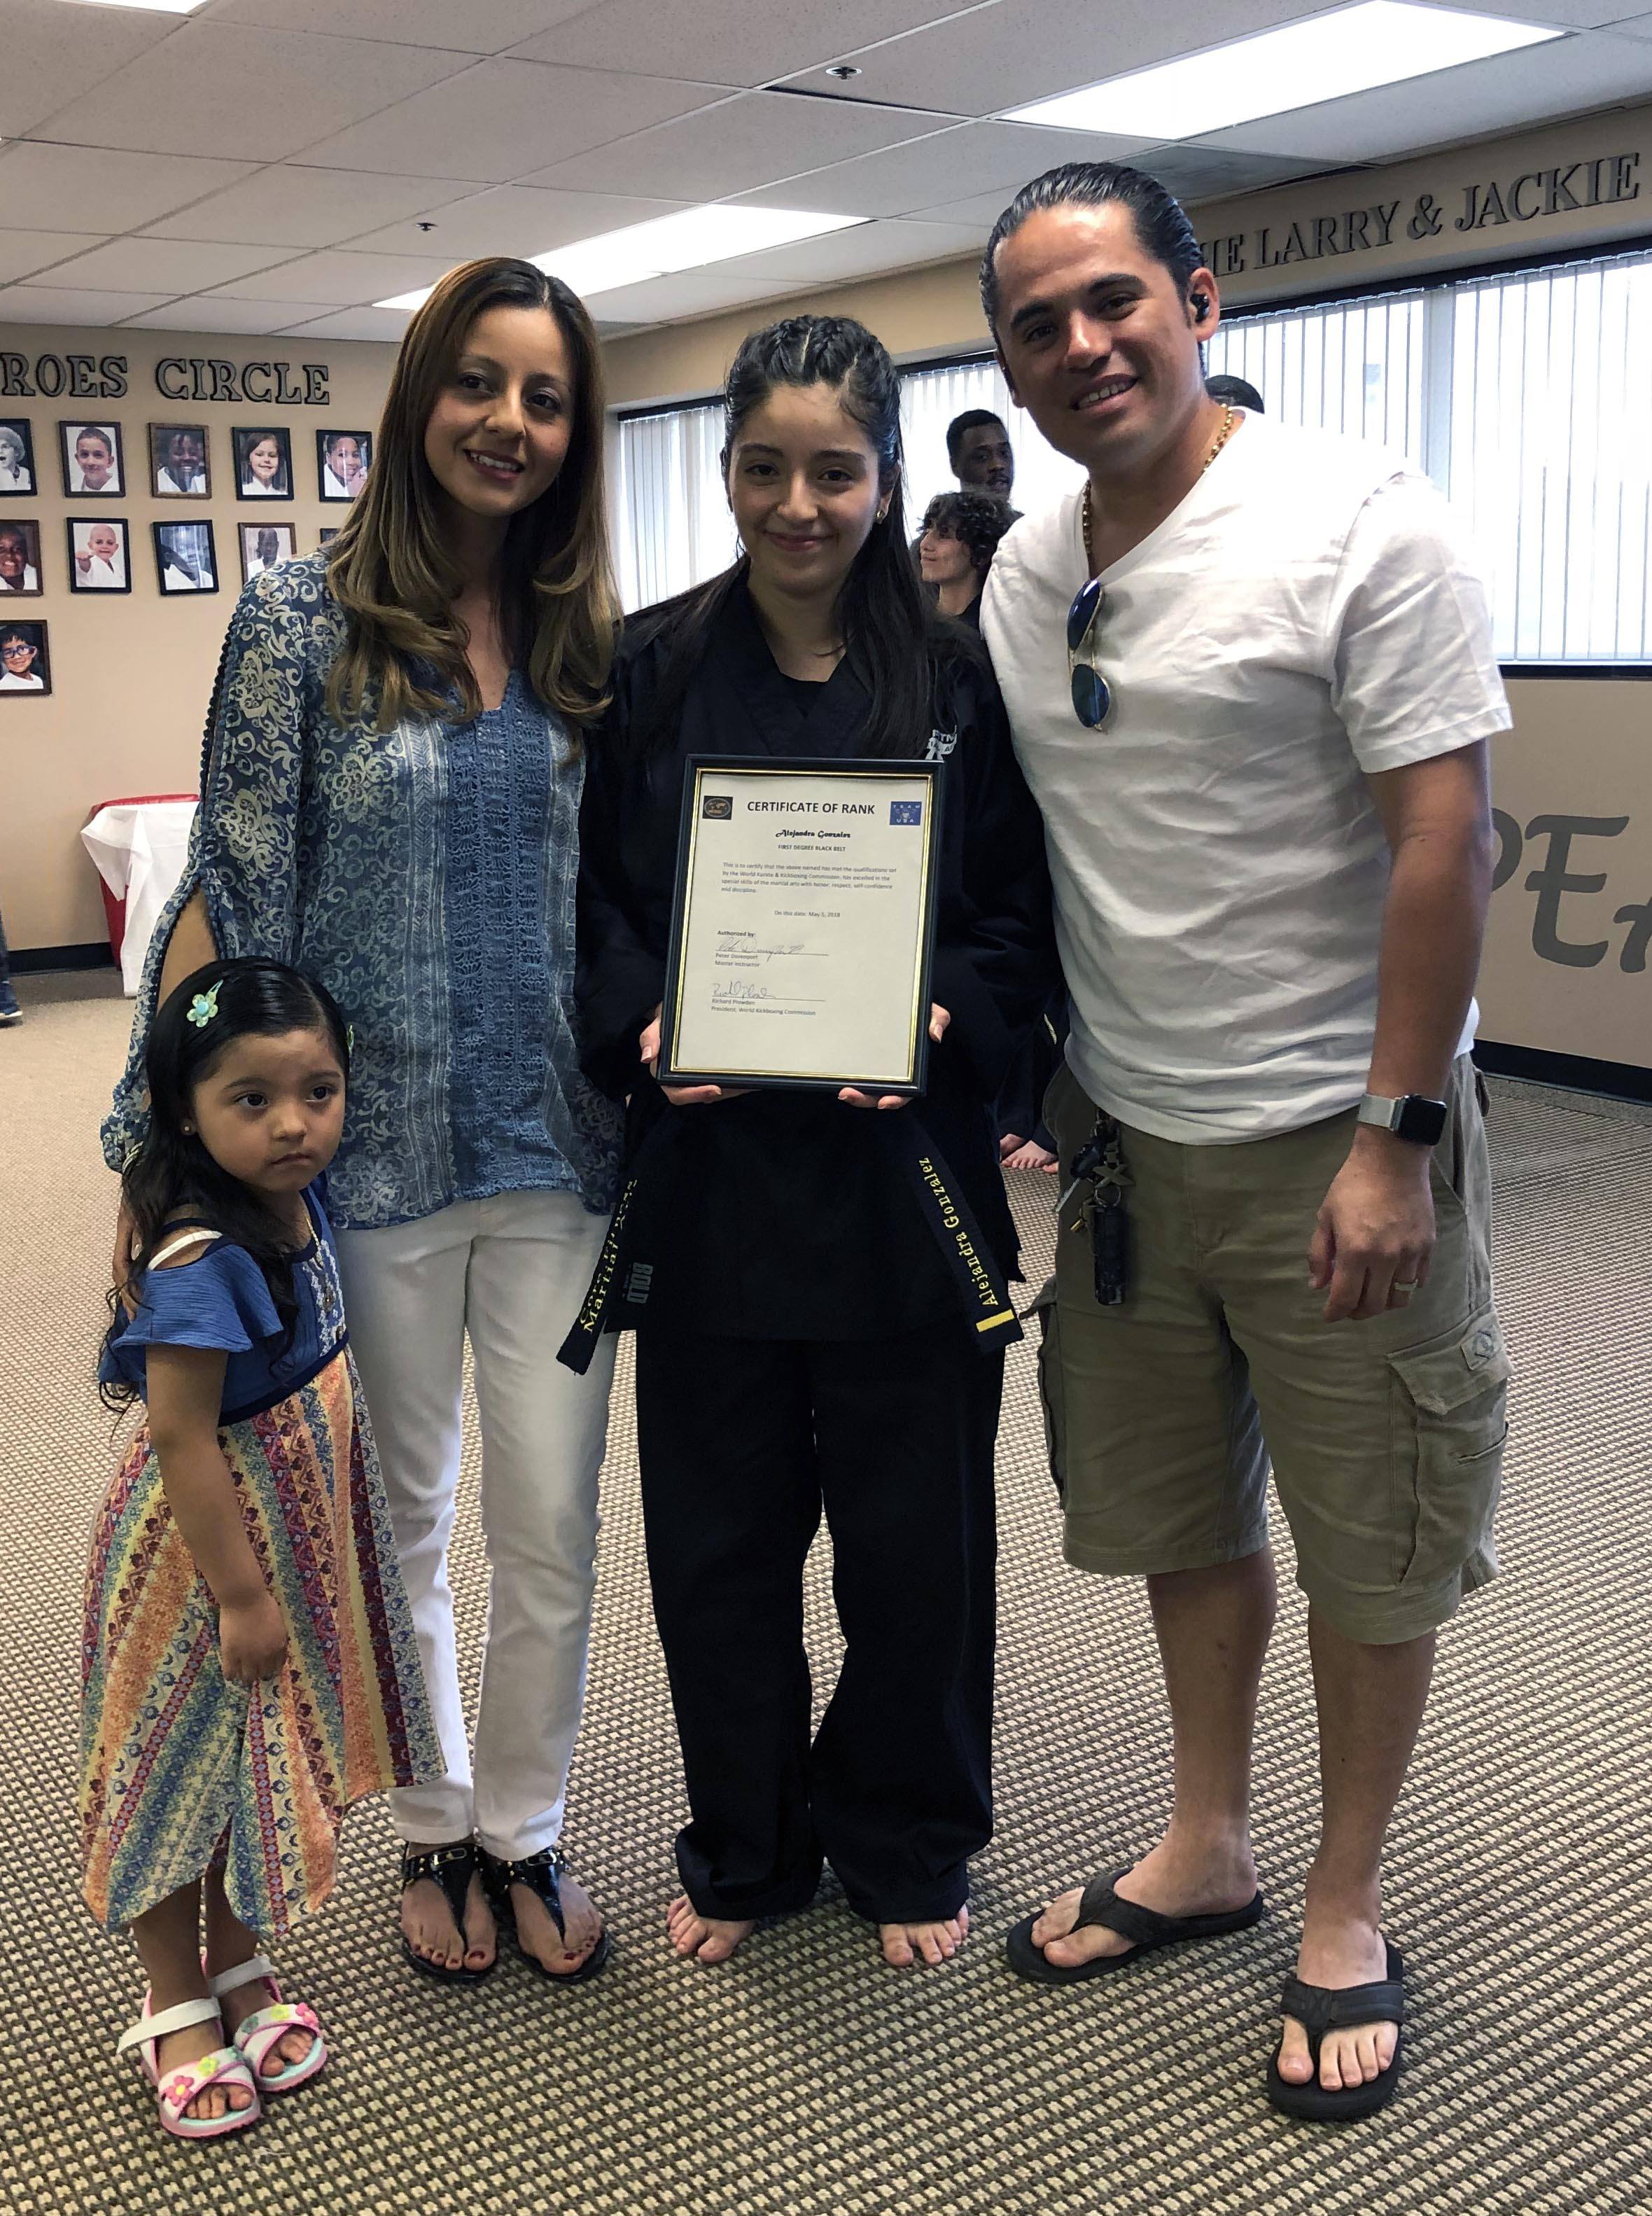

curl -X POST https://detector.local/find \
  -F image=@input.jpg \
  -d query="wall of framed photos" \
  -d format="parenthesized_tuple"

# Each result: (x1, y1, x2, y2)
(0, 321, 398, 954)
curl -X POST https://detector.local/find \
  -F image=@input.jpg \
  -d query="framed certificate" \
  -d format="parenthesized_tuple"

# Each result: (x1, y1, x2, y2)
(659, 756, 944, 1094)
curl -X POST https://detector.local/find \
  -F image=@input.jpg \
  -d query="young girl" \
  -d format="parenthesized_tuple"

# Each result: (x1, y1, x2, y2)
(106, 257, 624, 1988)
(576, 316, 1052, 1970)
(86, 956, 440, 2140)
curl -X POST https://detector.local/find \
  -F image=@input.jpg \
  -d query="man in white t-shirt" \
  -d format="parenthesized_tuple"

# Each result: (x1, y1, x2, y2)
(979, 163, 1510, 2122)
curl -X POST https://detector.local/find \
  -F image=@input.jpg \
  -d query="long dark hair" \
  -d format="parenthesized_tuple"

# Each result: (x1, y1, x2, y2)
(626, 314, 958, 762)
(102, 957, 351, 1408)
(325, 256, 618, 738)
(980, 162, 1203, 332)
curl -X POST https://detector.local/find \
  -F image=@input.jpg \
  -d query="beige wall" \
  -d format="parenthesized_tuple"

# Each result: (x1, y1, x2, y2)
(1, 323, 396, 953)
(601, 104, 1652, 1070)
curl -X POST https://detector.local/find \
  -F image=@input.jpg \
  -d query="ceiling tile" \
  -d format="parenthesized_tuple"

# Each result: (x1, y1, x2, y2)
(0, 231, 108, 287)
(31, 238, 296, 295)
(205, 0, 594, 53)
(818, 0, 1336, 118)
(120, 295, 342, 334)
(1449, 0, 1651, 20)
(0, 0, 181, 140)
(0, 144, 260, 234)
(510, 0, 978, 89)
(1126, 146, 1337, 204)
(340, 184, 687, 257)
(271, 305, 414, 339)
(139, 166, 477, 250)
(1198, 32, 1652, 162)
(734, 118, 1159, 221)
(1592, 8, 1652, 39)
(36, 22, 476, 166)
(524, 88, 944, 200)
(580, 268, 802, 323)
(0, 284, 176, 325)
(209, 249, 455, 305)
(736, 216, 990, 285)
(294, 58, 730, 180)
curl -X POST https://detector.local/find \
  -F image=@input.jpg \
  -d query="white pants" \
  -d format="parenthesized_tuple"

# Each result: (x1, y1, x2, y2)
(334, 1190, 616, 1860)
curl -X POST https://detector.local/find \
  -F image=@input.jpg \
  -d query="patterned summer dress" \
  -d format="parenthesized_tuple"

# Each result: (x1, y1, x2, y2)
(81, 1187, 440, 1933)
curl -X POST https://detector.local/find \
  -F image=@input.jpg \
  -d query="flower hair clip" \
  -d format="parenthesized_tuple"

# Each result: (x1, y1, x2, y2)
(185, 982, 221, 1029)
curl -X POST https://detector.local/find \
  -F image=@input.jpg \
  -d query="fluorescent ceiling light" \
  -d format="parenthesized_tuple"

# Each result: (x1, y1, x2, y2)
(1004, 2, 1563, 139)
(378, 204, 865, 312)
(53, 0, 210, 13)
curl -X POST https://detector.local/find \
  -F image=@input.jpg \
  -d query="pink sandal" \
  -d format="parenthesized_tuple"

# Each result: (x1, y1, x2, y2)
(207, 1953, 327, 2095)
(117, 1993, 261, 2141)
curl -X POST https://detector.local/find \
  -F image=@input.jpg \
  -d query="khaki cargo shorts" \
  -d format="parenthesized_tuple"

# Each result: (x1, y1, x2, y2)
(1036, 1055, 1508, 1644)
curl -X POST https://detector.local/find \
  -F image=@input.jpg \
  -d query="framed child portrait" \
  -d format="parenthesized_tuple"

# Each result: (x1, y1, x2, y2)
(0, 618, 50, 695)
(153, 520, 219, 595)
(150, 423, 211, 498)
(317, 428, 372, 501)
(234, 425, 292, 500)
(61, 421, 125, 499)
(0, 421, 36, 497)
(69, 517, 132, 593)
(239, 522, 297, 583)
(0, 520, 43, 597)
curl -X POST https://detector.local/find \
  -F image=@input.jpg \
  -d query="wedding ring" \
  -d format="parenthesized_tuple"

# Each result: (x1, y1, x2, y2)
(1392, 1280, 1418, 1296)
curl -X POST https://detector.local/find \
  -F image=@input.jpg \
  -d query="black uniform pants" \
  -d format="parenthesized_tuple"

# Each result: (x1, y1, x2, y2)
(634, 1318, 1001, 1925)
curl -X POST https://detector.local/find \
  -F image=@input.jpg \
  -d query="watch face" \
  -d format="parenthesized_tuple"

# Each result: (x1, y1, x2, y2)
(1395, 1094, 1448, 1146)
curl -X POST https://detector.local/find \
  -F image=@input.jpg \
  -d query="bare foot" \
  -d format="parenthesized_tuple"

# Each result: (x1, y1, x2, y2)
(210, 1958, 315, 2078)
(666, 1893, 756, 1964)
(1002, 1139, 1058, 1173)
(1000, 1131, 1027, 1159)
(1030, 1830, 1257, 1971)
(150, 2011, 254, 2121)
(881, 1904, 970, 1967)
(510, 1870, 606, 1977)
(400, 1842, 496, 1975)
(1275, 1874, 1398, 2093)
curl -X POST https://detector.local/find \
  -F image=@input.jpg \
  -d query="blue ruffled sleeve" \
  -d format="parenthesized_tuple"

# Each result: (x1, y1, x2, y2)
(102, 562, 328, 1173)
(100, 1242, 284, 1398)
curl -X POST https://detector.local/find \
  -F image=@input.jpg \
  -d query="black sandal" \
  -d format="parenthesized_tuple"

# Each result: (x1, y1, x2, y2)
(398, 1840, 496, 1986)
(1266, 1939, 1406, 2121)
(479, 1845, 612, 1987)
(1006, 1865, 1265, 1984)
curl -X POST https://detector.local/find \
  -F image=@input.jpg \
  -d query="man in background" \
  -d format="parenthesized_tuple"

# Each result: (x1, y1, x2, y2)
(947, 408, 1016, 497)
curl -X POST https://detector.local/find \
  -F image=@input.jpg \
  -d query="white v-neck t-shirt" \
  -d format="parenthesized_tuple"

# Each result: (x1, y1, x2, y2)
(981, 414, 1510, 1145)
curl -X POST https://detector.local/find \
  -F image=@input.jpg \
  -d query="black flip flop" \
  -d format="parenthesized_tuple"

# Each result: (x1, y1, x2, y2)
(1266, 1939, 1406, 2121)
(399, 1840, 497, 1986)
(479, 1844, 613, 1988)
(1005, 1865, 1265, 1984)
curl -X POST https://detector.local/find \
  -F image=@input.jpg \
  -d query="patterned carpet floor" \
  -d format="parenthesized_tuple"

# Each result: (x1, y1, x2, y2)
(2, 971, 1648, 2215)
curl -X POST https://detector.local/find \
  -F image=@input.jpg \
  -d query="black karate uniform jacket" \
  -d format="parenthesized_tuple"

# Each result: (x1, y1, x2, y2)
(576, 580, 1054, 1345)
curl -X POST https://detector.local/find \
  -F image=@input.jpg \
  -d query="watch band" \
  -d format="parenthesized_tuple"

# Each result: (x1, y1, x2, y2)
(1357, 1092, 1448, 1146)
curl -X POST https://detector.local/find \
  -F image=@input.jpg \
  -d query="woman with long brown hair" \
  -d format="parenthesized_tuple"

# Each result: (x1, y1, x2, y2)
(106, 258, 624, 1994)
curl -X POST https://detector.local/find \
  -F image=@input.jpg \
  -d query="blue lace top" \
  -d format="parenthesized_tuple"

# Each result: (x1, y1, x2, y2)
(99, 1187, 346, 1423)
(102, 555, 620, 1230)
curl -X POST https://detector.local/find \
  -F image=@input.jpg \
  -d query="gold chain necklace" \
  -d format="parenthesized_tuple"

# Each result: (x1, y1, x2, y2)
(1082, 403, 1237, 571)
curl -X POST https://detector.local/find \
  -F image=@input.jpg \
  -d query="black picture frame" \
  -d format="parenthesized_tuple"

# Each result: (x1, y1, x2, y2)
(239, 521, 297, 584)
(0, 617, 51, 697)
(67, 517, 133, 595)
(59, 419, 125, 499)
(153, 520, 220, 596)
(0, 518, 43, 599)
(0, 419, 36, 499)
(657, 754, 944, 1097)
(149, 422, 211, 499)
(318, 528, 340, 546)
(233, 425, 293, 502)
(316, 428, 372, 502)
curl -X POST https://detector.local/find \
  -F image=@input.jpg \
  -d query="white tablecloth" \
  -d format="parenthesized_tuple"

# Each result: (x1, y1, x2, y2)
(81, 799, 198, 996)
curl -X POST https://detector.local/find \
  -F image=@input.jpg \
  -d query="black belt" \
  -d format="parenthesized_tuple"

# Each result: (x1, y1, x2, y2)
(556, 1108, 1021, 1374)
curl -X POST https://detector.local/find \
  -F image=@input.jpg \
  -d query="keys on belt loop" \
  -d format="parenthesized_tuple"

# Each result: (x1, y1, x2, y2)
(1057, 1117, 1132, 1306)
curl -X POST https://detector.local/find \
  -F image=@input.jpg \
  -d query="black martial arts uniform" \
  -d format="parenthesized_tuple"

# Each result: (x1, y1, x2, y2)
(576, 578, 1052, 1925)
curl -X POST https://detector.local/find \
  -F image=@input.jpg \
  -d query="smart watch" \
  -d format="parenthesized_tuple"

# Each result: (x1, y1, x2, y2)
(1357, 1092, 1448, 1147)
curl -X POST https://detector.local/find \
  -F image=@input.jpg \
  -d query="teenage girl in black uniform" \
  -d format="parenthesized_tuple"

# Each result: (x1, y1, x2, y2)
(575, 316, 1051, 1968)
